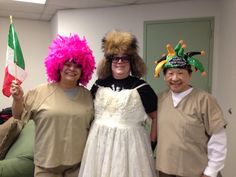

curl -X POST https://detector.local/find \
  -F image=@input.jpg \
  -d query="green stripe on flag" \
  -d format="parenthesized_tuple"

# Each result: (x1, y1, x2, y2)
(8, 24, 25, 69)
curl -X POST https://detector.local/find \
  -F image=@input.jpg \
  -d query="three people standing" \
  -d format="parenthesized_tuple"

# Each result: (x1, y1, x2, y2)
(10, 30, 227, 177)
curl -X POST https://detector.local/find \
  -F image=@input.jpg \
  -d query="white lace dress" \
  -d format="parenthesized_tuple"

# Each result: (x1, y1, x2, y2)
(78, 84, 157, 177)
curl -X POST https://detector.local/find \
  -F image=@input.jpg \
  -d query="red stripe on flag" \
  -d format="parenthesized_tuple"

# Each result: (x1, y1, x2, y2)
(2, 67, 22, 97)
(2, 22, 26, 97)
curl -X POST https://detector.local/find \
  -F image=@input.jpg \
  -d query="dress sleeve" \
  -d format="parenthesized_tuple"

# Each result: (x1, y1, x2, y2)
(21, 84, 49, 122)
(21, 89, 37, 122)
(200, 94, 227, 135)
(137, 84, 158, 114)
(90, 81, 99, 99)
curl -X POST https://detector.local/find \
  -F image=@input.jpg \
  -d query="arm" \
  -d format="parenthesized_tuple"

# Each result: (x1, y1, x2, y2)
(136, 81, 158, 150)
(90, 80, 100, 99)
(148, 111, 157, 150)
(10, 81, 24, 120)
(202, 128, 227, 177)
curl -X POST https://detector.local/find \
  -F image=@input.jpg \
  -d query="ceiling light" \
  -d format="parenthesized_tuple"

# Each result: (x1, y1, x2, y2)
(13, 0, 46, 4)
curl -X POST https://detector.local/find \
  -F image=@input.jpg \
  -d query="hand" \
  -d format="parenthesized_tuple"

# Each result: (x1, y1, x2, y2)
(10, 80, 24, 101)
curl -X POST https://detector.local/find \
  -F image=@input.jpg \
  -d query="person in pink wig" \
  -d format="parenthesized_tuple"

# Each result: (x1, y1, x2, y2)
(10, 34, 95, 177)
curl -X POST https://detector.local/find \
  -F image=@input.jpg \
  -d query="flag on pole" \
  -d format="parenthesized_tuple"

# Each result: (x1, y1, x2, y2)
(2, 17, 27, 97)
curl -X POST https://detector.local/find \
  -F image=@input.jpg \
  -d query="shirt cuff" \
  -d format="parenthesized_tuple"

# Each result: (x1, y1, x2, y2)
(204, 166, 219, 177)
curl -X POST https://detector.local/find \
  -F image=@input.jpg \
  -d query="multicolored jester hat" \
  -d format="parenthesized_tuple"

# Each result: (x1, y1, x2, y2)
(154, 40, 206, 77)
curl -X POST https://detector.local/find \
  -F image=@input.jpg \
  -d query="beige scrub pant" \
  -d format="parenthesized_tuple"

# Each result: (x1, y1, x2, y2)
(34, 163, 80, 177)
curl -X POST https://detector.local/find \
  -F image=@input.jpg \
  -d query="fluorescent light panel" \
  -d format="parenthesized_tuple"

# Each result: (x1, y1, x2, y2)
(13, 0, 46, 4)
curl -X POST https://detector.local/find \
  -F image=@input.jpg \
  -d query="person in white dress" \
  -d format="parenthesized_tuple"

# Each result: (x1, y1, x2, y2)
(78, 30, 158, 177)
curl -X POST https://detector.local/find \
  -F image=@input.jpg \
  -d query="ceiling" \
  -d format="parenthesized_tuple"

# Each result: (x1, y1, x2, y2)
(0, 0, 192, 21)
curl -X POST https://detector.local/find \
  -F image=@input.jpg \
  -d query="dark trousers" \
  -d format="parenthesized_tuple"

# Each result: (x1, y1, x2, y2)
(159, 171, 181, 177)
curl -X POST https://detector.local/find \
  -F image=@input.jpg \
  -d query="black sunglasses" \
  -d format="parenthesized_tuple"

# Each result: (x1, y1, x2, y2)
(111, 55, 130, 63)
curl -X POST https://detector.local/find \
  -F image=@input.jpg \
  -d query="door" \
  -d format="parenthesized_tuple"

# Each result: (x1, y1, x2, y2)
(144, 18, 214, 94)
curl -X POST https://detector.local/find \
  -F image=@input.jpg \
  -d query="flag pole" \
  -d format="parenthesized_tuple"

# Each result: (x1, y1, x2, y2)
(10, 15, 18, 83)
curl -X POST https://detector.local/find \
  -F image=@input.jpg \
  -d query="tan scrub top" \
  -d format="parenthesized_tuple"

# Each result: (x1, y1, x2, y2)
(22, 83, 94, 168)
(156, 88, 227, 177)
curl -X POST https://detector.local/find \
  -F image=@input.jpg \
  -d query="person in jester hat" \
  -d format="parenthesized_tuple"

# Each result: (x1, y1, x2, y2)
(154, 40, 227, 177)
(10, 34, 95, 177)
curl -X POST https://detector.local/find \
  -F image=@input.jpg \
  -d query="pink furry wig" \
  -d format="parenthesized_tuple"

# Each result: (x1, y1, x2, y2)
(44, 34, 95, 86)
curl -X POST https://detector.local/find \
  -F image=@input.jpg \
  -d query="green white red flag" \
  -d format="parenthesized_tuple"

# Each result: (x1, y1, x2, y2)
(2, 22, 27, 97)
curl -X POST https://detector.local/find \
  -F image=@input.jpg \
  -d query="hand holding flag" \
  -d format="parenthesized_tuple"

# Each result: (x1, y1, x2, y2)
(10, 80, 24, 101)
(2, 16, 27, 97)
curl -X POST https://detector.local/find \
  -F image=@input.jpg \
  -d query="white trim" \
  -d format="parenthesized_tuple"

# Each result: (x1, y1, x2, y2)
(8, 60, 27, 82)
(12, 0, 46, 4)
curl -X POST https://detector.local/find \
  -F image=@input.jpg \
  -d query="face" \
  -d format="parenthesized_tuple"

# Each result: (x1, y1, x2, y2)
(111, 54, 131, 79)
(164, 68, 191, 93)
(60, 61, 82, 86)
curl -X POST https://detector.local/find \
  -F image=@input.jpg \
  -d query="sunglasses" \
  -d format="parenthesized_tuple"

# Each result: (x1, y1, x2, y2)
(111, 55, 130, 63)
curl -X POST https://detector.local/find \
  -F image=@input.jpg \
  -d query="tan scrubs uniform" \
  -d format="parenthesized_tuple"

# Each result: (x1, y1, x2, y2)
(156, 88, 227, 177)
(22, 83, 94, 176)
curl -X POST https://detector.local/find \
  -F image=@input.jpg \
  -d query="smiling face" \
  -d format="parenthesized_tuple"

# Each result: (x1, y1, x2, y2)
(111, 54, 131, 79)
(164, 68, 192, 93)
(59, 60, 82, 88)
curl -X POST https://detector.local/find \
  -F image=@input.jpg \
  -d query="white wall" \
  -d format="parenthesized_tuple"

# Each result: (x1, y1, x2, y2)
(0, 18, 51, 109)
(218, 0, 236, 176)
(51, 12, 58, 38)
(56, 0, 221, 90)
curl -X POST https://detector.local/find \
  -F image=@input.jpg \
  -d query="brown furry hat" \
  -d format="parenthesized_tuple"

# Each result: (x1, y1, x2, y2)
(102, 30, 138, 58)
(97, 30, 147, 79)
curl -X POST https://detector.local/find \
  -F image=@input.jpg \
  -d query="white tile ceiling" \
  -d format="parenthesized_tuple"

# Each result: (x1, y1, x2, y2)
(0, 0, 196, 21)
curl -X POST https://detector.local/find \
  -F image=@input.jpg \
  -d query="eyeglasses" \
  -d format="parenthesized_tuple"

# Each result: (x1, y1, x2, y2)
(111, 55, 130, 63)
(64, 61, 82, 69)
